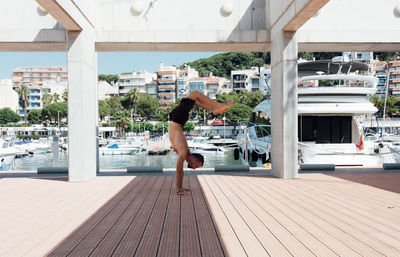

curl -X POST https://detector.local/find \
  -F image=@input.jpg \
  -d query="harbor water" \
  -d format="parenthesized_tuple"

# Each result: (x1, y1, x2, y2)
(12, 148, 243, 171)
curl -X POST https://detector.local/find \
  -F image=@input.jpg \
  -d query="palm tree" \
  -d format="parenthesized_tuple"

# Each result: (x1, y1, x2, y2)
(42, 93, 53, 107)
(53, 92, 60, 103)
(113, 111, 131, 138)
(17, 85, 30, 123)
(62, 90, 68, 102)
(124, 88, 139, 118)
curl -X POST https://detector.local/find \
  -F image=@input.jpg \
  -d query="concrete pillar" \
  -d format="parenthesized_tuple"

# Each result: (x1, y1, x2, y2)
(270, 29, 298, 178)
(67, 30, 98, 181)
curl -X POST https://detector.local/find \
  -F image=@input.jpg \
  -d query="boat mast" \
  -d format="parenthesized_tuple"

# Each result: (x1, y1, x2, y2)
(382, 63, 390, 138)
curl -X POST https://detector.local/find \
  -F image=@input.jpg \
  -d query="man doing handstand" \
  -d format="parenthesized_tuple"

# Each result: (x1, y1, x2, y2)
(169, 90, 233, 195)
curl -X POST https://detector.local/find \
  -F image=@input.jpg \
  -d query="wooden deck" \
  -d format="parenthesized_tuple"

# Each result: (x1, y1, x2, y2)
(1, 172, 400, 256)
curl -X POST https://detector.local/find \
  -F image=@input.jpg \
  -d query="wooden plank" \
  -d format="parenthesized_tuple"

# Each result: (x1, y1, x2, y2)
(203, 175, 268, 257)
(214, 175, 312, 257)
(197, 175, 246, 257)
(284, 177, 400, 251)
(3, 178, 119, 256)
(25, 177, 134, 257)
(134, 176, 173, 257)
(112, 176, 166, 256)
(157, 175, 180, 257)
(189, 175, 225, 257)
(311, 173, 400, 218)
(48, 176, 151, 256)
(180, 176, 201, 257)
(244, 176, 388, 257)
(226, 175, 359, 257)
(68, 176, 160, 256)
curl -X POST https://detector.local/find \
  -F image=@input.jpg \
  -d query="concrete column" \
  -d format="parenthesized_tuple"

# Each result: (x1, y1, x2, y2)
(67, 30, 98, 181)
(270, 29, 298, 178)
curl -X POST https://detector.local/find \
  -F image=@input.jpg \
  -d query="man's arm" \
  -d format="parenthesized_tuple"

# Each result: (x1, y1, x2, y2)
(175, 154, 186, 194)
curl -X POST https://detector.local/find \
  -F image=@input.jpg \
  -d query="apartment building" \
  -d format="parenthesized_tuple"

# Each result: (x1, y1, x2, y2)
(188, 76, 225, 100)
(12, 66, 67, 117)
(157, 63, 177, 109)
(343, 52, 374, 74)
(388, 58, 400, 97)
(146, 81, 158, 99)
(0, 79, 18, 111)
(219, 79, 233, 95)
(373, 61, 388, 98)
(231, 67, 260, 93)
(177, 65, 199, 99)
(118, 71, 155, 97)
(98, 80, 118, 100)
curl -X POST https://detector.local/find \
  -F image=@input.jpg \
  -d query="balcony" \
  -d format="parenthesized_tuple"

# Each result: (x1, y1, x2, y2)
(159, 100, 175, 105)
(158, 93, 175, 97)
(158, 79, 176, 83)
(158, 86, 175, 90)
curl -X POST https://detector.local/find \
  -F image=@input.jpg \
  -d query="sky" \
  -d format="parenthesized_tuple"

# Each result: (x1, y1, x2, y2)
(0, 52, 220, 79)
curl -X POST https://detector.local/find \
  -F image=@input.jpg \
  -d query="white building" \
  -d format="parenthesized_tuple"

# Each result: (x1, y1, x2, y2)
(0, 79, 18, 111)
(188, 76, 225, 100)
(98, 80, 118, 100)
(118, 71, 156, 97)
(157, 63, 177, 109)
(177, 65, 199, 99)
(343, 52, 374, 74)
(12, 66, 67, 116)
(231, 67, 260, 93)
(42, 82, 67, 101)
(259, 68, 271, 95)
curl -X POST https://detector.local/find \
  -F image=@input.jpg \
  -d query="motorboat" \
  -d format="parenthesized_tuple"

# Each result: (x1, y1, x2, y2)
(0, 139, 19, 170)
(235, 58, 396, 167)
(188, 137, 227, 154)
(99, 144, 141, 155)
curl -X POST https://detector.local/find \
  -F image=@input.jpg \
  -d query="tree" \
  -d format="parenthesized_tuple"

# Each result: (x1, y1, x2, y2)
(113, 111, 131, 138)
(154, 122, 169, 134)
(62, 90, 68, 102)
(121, 89, 139, 118)
(0, 107, 21, 124)
(27, 109, 42, 124)
(181, 52, 269, 78)
(53, 92, 60, 103)
(42, 102, 68, 122)
(17, 85, 30, 123)
(225, 103, 253, 122)
(372, 96, 400, 117)
(42, 93, 53, 107)
(98, 74, 119, 85)
(136, 93, 159, 120)
(106, 97, 123, 115)
(98, 100, 111, 121)
(183, 121, 195, 133)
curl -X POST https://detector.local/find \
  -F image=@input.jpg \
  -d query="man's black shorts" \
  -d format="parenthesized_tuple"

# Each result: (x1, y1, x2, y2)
(169, 98, 196, 126)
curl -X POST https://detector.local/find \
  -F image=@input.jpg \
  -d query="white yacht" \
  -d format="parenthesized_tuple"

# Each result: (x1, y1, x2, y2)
(0, 139, 19, 170)
(188, 137, 227, 154)
(236, 59, 396, 167)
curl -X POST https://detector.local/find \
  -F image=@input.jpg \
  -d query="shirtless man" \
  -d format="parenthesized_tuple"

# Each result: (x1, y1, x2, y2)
(169, 90, 234, 195)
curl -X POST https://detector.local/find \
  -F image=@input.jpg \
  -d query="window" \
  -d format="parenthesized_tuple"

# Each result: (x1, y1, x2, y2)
(298, 116, 352, 143)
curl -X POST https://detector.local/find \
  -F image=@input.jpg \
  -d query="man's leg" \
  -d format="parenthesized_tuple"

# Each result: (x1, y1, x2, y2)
(187, 90, 233, 115)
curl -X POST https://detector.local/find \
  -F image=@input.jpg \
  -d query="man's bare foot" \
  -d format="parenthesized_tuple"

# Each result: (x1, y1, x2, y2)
(213, 100, 234, 115)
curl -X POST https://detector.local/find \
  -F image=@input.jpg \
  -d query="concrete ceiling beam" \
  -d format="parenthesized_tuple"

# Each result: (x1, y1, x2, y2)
(35, 0, 93, 31)
(283, 0, 329, 32)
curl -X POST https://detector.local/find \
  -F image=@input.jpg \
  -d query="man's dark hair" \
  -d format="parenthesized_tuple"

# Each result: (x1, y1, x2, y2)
(188, 153, 204, 168)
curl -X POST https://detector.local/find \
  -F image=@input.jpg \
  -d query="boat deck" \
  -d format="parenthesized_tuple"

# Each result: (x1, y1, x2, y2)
(1, 171, 400, 256)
